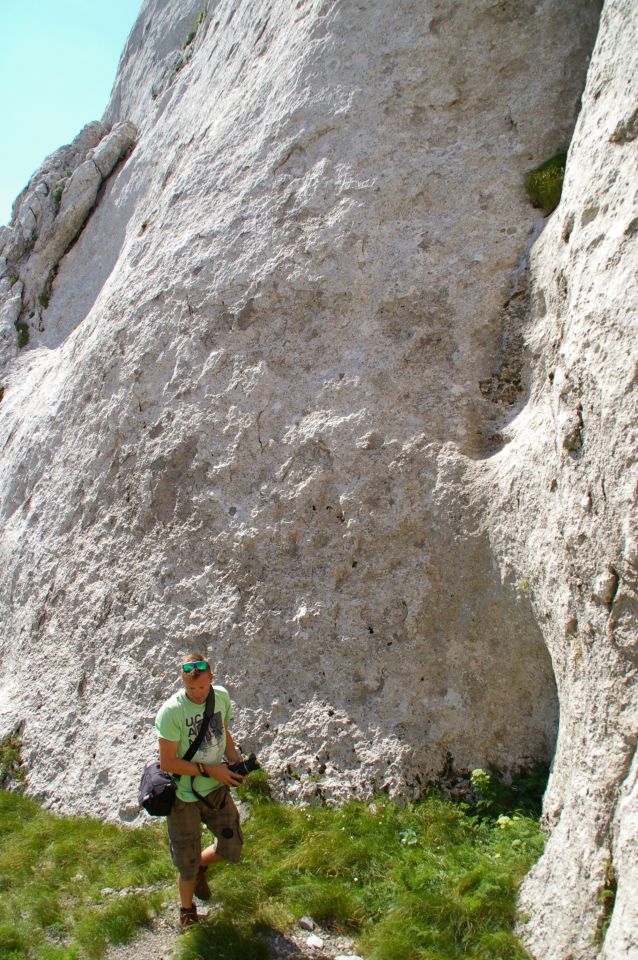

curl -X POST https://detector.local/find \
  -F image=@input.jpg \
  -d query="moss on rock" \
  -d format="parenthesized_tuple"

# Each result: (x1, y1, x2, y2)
(524, 151, 567, 215)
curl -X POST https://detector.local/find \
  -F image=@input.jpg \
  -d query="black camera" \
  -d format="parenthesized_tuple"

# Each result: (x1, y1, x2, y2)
(227, 753, 261, 777)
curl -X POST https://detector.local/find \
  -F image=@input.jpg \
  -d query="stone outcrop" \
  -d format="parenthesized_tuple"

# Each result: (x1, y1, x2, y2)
(0, 121, 136, 363)
(489, 3, 638, 956)
(0, 1, 636, 958)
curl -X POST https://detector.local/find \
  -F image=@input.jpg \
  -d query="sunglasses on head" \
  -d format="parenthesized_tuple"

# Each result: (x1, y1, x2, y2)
(181, 661, 209, 673)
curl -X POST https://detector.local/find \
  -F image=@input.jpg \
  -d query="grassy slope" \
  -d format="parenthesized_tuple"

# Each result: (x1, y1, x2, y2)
(0, 771, 544, 960)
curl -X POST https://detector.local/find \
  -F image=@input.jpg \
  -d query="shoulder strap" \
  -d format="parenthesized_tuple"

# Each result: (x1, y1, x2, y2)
(183, 686, 216, 762)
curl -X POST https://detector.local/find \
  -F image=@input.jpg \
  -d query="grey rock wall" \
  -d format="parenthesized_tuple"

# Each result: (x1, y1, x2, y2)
(487, 2, 637, 956)
(1, 1, 636, 958)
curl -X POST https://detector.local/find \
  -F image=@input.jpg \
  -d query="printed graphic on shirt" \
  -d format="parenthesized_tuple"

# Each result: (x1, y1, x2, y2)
(186, 710, 225, 763)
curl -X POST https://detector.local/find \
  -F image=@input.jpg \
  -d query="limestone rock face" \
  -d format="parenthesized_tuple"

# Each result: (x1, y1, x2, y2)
(487, 2, 638, 955)
(1, 0, 636, 957)
(0, 121, 137, 356)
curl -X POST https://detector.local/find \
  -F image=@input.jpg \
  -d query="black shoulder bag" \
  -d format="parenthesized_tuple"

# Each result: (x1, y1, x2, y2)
(139, 687, 216, 817)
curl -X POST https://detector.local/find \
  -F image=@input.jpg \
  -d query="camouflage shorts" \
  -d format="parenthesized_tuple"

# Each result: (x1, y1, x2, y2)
(167, 787, 243, 880)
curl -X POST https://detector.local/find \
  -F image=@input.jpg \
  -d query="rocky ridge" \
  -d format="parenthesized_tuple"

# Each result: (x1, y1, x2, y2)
(0, 1, 635, 958)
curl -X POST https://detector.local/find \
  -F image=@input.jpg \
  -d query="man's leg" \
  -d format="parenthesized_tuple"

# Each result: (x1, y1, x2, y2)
(200, 845, 224, 867)
(167, 799, 204, 923)
(195, 789, 243, 900)
(178, 875, 198, 909)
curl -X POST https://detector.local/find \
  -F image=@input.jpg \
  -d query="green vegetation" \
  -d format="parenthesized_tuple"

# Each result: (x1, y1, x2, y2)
(8, 275, 18, 289)
(177, 771, 544, 960)
(524, 151, 567, 215)
(51, 184, 65, 212)
(469, 765, 549, 821)
(0, 767, 545, 960)
(15, 318, 30, 349)
(38, 293, 49, 310)
(0, 734, 25, 787)
(0, 791, 173, 960)
(595, 860, 617, 944)
(182, 10, 206, 49)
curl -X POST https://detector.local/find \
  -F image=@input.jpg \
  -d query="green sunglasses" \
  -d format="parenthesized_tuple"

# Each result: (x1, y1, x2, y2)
(182, 660, 209, 673)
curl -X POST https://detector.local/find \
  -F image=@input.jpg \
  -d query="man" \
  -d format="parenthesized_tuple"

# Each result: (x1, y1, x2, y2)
(156, 653, 244, 929)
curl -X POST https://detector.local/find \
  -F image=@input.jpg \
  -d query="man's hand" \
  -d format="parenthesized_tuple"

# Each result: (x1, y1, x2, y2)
(205, 763, 244, 787)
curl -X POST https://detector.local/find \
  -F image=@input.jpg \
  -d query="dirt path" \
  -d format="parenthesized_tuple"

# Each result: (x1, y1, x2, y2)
(103, 904, 363, 960)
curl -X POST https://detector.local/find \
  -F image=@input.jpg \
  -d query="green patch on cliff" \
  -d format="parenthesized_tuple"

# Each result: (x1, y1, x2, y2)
(15, 318, 30, 349)
(524, 151, 567, 215)
(0, 734, 25, 787)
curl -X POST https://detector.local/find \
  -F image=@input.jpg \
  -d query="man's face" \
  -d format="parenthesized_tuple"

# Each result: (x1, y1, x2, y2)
(182, 666, 213, 704)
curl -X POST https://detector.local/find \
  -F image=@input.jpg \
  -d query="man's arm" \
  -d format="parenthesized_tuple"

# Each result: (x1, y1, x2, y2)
(224, 723, 242, 764)
(158, 738, 243, 787)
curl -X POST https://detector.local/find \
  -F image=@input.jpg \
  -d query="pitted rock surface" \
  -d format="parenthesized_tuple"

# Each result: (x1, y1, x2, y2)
(0, 2, 636, 959)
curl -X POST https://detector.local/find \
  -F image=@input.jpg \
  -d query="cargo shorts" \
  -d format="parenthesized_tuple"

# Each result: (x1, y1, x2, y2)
(167, 786, 243, 880)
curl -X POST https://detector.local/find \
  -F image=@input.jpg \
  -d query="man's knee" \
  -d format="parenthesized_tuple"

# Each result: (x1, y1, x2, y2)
(213, 818, 244, 863)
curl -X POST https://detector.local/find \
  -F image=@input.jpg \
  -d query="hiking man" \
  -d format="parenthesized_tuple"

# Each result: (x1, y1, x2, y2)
(155, 653, 244, 929)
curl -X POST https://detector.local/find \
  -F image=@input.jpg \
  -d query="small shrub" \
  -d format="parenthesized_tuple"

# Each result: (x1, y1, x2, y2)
(51, 184, 64, 211)
(14, 319, 29, 349)
(470, 765, 549, 820)
(595, 860, 617, 944)
(182, 10, 206, 48)
(524, 151, 567, 215)
(38, 292, 49, 309)
(0, 735, 25, 787)
(8, 275, 18, 288)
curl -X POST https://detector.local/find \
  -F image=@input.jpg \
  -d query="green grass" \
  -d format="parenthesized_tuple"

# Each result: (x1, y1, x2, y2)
(0, 792, 174, 960)
(524, 151, 567, 215)
(177, 772, 544, 960)
(0, 767, 544, 960)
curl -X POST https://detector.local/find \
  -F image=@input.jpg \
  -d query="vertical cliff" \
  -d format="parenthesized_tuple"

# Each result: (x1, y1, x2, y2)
(485, 3, 637, 955)
(2, 1, 636, 957)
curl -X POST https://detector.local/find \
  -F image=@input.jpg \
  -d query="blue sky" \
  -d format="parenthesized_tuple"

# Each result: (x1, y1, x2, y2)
(0, 0, 141, 225)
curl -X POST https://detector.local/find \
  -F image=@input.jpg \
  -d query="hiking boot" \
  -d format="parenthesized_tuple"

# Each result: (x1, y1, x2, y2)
(179, 904, 199, 930)
(194, 865, 211, 901)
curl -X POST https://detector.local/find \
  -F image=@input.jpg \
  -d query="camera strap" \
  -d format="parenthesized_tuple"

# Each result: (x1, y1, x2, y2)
(183, 686, 216, 763)
(185, 688, 227, 811)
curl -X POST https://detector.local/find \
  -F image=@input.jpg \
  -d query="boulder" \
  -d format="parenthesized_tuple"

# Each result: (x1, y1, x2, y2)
(1, 1, 636, 958)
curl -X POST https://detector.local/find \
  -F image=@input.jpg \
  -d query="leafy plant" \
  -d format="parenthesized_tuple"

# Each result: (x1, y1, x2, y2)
(595, 860, 617, 944)
(524, 152, 567, 215)
(469, 765, 549, 821)
(174, 777, 543, 960)
(8, 275, 18, 288)
(38, 292, 49, 309)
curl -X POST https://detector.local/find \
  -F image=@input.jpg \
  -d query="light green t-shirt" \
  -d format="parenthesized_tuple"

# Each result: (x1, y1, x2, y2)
(155, 684, 233, 802)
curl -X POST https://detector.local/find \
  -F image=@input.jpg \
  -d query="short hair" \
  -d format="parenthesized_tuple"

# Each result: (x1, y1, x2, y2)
(181, 652, 210, 670)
